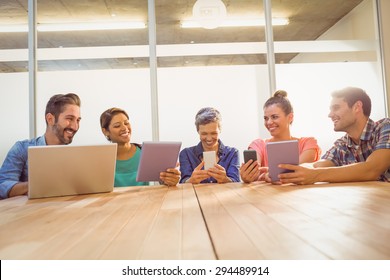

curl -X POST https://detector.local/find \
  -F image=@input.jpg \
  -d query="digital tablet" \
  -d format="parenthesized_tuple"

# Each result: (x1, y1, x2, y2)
(136, 141, 182, 182)
(266, 140, 299, 182)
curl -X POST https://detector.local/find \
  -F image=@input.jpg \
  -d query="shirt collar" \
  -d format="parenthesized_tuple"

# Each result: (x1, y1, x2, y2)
(38, 135, 47, 145)
(345, 118, 374, 147)
(360, 118, 375, 141)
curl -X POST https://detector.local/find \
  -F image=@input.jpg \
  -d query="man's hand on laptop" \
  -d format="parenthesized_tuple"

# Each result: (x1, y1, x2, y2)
(9, 182, 28, 198)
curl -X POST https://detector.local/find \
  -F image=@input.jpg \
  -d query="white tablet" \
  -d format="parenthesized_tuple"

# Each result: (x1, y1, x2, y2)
(266, 140, 299, 182)
(136, 141, 182, 182)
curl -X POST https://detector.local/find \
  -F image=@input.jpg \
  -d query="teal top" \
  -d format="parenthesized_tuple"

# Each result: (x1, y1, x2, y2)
(114, 146, 149, 187)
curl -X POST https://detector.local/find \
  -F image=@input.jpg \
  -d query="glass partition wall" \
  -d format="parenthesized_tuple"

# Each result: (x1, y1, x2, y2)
(272, 0, 386, 151)
(156, 0, 269, 155)
(0, 0, 386, 164)
(33, 0, 152, 147)
(0, 1, 29, 162)
(156, 0, 386, 158)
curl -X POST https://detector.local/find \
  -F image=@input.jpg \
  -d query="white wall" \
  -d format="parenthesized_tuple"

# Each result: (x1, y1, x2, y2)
(276, 62, 386, 154)
(158, 65, 268, 159)
(291, 0, 377, 63)
(0, 61, 386, 165)
(36, 69, 153, 146)
(0, 0, 386, 165)
(0, 66, 267, 164)
(0, 73, 29, 162)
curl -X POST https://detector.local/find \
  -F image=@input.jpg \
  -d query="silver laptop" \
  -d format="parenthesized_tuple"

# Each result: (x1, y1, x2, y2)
(28, 143, 117, 199)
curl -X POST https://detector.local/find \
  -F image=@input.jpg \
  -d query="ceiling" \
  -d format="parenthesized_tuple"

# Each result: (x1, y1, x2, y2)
(0, 0, 364, 72)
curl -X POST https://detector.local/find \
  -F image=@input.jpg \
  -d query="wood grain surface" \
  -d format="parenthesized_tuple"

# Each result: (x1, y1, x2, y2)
(1, 181, 389, 260)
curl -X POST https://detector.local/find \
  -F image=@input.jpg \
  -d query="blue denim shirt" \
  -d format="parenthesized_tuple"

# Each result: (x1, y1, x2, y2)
(179, 140, 240, 183)
(0, 136, 46, 199)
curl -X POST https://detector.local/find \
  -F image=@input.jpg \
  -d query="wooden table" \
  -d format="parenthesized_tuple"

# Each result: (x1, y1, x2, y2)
(0, 181, 389, 260)
(0, 183, 214, 260)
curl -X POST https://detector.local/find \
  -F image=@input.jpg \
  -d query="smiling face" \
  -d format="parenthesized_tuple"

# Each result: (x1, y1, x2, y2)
(263, 104, 293, 138)
(328, 97, 358, 133)
(198, 121, 220, 151)
(103, 113, 132, 144)
(47, 104, 81, 144)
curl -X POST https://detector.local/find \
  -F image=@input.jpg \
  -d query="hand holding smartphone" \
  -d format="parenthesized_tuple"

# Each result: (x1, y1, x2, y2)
(243, 150, 257, 163)
(203, 151, 216, 170)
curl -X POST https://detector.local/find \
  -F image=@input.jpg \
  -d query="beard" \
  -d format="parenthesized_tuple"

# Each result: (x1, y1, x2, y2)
(333, 117, 356, 133)
(52, 123, 76, 144)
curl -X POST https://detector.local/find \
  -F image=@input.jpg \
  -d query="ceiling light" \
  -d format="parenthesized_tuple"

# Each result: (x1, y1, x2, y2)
(181, 18, 289, 28)
(0, 21, 146, 33)
(192, 0, 227, 29)
(0, 25, 28, 32)
(39, 22, 146, 31)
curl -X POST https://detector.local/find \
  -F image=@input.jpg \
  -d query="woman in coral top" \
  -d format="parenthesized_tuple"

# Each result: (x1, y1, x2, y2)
(240, 90, 321, 183)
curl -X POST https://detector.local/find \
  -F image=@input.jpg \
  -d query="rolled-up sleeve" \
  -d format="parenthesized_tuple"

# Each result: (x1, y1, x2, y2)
(179, 148, 199, 183)
(0, 142, 28, 199)
(374, 121, 390, 150)
(321, 145, 341, 166)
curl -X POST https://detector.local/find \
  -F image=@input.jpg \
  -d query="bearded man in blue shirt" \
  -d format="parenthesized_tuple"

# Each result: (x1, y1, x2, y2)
(0, 93, 81, 199)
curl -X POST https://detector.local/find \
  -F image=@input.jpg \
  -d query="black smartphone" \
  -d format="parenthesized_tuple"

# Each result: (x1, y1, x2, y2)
(243, 150, 257, 163)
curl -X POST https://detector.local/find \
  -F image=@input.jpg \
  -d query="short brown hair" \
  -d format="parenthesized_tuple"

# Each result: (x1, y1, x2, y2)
(331, 87, 371, 117)
(45, 93, 81, 124)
